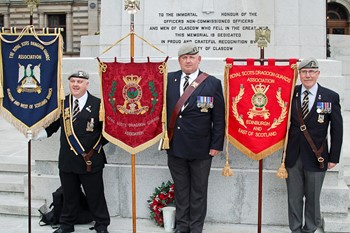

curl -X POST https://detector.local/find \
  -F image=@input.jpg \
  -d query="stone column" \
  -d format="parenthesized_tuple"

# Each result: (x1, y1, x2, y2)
(66, 12, 73, 53)
(38, 12, 44, 28)
(3, 13, 9, 28)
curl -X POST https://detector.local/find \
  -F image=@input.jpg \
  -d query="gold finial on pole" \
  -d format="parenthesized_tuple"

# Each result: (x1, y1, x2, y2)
(124, 0, 140, 58)
(24, 0, 40, 25)
(255, 26, 271, 49)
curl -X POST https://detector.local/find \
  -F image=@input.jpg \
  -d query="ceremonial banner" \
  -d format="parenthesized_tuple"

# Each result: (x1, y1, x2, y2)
(225, 58, 297, 160)
(99, 59, 167, 154)
(0, 26, 63, 136)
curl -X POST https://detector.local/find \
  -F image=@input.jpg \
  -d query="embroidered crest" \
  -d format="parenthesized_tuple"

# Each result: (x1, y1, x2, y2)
(17, 63, 42, 94)
(117, 74, 149, 114)
(248, 83, 270, 119)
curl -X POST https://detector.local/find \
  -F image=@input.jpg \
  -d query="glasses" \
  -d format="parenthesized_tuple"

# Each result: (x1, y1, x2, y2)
(299, 70, 319, 76)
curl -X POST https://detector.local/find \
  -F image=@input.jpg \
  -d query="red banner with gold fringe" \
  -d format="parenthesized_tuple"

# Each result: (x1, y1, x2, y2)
(99, 59, 167, 154)
(225, 58, 297, 160)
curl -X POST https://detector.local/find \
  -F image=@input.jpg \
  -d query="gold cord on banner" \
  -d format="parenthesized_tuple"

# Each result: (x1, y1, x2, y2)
(0, 25, 61, 45)
(98, 60, 107, 122)
(160, 61, 169, 150)
(276, 63, 298, 179)
(100, 32, 166, 56)
(222, 63, 233, 177)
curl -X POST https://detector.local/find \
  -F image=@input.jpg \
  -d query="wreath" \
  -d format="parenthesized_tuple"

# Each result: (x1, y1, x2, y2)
(147, 180, 175, 226)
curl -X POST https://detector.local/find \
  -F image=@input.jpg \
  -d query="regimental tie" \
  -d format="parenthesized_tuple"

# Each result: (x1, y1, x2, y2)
(183, 75, 190, 93)
(301, 90, 310, 119)
(72, 99, 80, 122)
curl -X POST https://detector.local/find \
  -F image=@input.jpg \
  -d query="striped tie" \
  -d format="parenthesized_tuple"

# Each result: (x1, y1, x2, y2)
(183, 76, 189, 92)
(301, 90, 310, 119)
(72, 99, 79, 122)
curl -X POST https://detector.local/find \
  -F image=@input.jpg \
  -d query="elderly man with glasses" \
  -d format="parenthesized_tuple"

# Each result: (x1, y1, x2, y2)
(285, 58, 343, 233)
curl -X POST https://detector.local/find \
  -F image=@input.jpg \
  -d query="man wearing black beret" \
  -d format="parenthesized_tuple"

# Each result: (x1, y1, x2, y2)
(166, 43, 225, 233)
(35, 70, 110, 233)
(285, 58, 343, 233)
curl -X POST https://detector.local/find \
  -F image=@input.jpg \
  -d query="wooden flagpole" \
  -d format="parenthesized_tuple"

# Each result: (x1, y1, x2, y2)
(24, 1, 40, 233)
(124, 1, 140, 233)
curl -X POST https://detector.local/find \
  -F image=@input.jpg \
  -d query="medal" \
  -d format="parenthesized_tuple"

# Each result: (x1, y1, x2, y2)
(197, 96, 214, 112)
(318, 114, 324, 123)
(86, 118, 94, 131)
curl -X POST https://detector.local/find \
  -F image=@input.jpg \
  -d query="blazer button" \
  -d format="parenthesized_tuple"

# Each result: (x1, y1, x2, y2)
(179, 115, 182, 118)
(177, 126, 181, 129)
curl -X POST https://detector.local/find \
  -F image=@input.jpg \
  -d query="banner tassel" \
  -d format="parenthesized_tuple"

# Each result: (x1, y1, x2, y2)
(222, 160, 233, 177)
(99, 103, 105, 122)
(161, 130, 169, 150)
(276, 162, 288, 179)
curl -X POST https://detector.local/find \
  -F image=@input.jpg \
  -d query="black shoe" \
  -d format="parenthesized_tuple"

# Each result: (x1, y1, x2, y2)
(96, 230, 109, 233)
(173, 230, 189, 233)
(53, 227, 74, 233)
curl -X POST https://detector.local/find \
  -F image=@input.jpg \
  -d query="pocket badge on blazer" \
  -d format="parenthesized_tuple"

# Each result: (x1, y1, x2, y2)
(197, 96, 214, 112)
(86, 118, 94, 131)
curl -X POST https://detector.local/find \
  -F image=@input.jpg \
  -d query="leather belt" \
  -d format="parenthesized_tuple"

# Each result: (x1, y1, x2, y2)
(82, 149, 94, 172)
(296, 101, 326, 169)
(167, 72, 209, 141)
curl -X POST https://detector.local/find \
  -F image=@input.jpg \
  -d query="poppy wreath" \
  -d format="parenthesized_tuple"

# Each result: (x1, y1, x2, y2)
(147, 180, 175, 226)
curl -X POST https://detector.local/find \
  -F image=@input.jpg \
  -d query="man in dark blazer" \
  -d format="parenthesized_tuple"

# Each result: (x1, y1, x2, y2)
(166, 43, 225, 233)
(285, 58, 343, 233)
(35, 71, 110, 233)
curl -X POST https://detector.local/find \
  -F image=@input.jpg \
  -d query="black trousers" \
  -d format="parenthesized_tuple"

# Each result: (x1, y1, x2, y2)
(59, 170, 110, 231)
(286, 155, 325, 233)
(168, 155, 212, 233)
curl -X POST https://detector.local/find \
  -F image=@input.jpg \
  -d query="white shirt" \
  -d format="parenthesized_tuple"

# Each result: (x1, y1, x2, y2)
(301, 83, 318, 111)
(73, 91, 88, 111)
(180, 69, 199, 96)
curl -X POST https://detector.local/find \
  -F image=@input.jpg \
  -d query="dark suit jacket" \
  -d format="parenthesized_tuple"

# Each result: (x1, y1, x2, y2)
(166, 70, 225, 160)
(286, 84, 343, 171)
(46, 92, 107, 174)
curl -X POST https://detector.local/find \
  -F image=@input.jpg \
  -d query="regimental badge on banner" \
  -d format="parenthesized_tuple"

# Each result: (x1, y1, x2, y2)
(225, 58, 297, 160)
(98, 59, 168, 154)
(0, 26, 63, 136)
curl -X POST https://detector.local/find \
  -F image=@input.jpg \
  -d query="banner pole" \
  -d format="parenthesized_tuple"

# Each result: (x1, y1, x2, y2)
(27, 131, 32, 233)
(257, 47, 264, 233)
(125, 1, 139, 233)
(24, 2, 40, 232)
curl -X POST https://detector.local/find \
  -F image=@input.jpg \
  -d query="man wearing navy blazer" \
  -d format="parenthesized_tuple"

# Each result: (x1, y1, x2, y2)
(285, 58, 343, 233)
(166, 43, 225, 233)
(35, 71, 110, 233)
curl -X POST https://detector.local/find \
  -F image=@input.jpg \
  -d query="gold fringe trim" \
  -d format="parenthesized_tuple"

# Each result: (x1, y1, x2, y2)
(228, 135, 284, 161)
(0, 80, 3, 98)
(160, 61, 169, 149)
(0, 107, 60, 137)
(103, 130, 163, 154)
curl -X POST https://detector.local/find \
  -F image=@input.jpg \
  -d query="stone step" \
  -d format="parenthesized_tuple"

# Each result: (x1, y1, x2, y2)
(0, 156, 34, 173)
(0, 193, 44, 217)
(344, 170, 350, 186)
(0, 174, 24, 193)
(323, 210, 350, 233)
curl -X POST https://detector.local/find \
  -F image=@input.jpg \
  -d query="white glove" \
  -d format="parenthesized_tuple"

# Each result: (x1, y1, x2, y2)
(32, 128, 48, 141)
